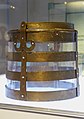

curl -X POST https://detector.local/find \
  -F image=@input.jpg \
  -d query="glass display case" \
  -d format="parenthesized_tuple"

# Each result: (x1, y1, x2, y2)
(0, 0, 84, 118)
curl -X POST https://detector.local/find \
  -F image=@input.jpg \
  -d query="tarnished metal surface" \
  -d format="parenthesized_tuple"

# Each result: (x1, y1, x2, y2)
(6, 22, 79, 101)
(8, 22, 77, 43)
(6, 70, 77, 81)
(26, 22, 74, 29)
(27, 30, 76, 43)
(8, 29, 76, 43)
(7, 52, 76, 62)
(5, 85, 78, 101)
(19, 22, 27, 99)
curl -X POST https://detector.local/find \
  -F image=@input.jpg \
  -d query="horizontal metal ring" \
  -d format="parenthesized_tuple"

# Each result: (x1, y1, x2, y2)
(6, 70, 77, 81)
(26, 22, 74, 29)
(8, 31, 76, 42)
(8, 28, 75, 33)
(7, 52, 76, 62)
(27, 31, 76, 43)
(5, 85, 79, 101)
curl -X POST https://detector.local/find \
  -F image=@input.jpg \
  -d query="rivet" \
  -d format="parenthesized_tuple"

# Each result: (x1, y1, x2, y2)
(21, 24, 24, 27)
(32, 42, 34, 45)
(21, 94, 24, 98)
(22, 56, 25, 59)
(14, 43, 16, 45)
(48, 44, 49, 47)
(56, 33, 58, 35)
(22, 76, 25, 79)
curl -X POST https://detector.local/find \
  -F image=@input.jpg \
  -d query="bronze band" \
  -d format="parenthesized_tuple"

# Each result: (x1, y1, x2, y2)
(8, 30, 77, 43)
(20, 22, 27, 99)
(7, 52, 76, 62)
(5, 85, 78, 101)
(27, 31, 76, 43)
(9, 22, 74, 31)
(26, 22, 74, 29)
(6, 70, 77, 81)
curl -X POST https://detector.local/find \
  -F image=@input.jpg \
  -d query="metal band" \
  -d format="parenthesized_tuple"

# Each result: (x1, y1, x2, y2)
(20, 22, 27, 100)
(8, 30, 77, 42)
(26, 22, 74, 29)
(7, 52, 76, 62)
(5, 85, 78, 101)
(75, 30, 79, 95)
(8, 22, 74, 36)
(6, 70, 77, 81)
(27, 31, 76, 43)
(8, 21, 77, 43)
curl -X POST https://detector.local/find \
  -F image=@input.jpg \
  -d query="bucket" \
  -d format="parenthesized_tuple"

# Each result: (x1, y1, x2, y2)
(5, 22, 79, 101)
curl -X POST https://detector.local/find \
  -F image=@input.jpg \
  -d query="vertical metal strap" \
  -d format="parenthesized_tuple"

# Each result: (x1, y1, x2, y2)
(20, 22, 27, 100)
(75, 30, 80, 96)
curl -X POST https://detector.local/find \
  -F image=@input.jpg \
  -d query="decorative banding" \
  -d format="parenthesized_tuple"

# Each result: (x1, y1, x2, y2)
(7, 52, 76, 62)
(5, 85, 78, 101)
(27, 31, 76, 43)
(8, 30, 77, 42)
(6, 70, 77, 81)
(27, 70, 77, 81)
(26, 22, 74, 29)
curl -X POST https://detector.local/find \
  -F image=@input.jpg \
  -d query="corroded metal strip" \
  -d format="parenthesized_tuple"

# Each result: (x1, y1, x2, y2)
(6, 70, 77, 81)
(27, 31, 76, 43)
(8, 22, 74, 38)
(7, 52, 76, 62)
(5, 85, 78, 101)
(19, 22, 27, 100)
(8, 29, 77, 43)
(26, 22, 74, 29)
(8, 22, 77, 43)
(27, 52, 76, 62)
(27, 70, 77, 81)
(75, 31, 79, 96)
(9, 31, 77, 42)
